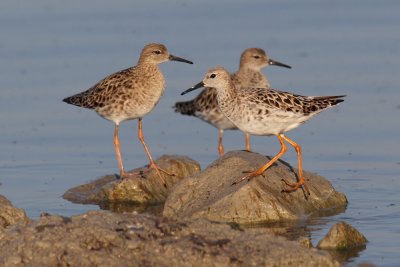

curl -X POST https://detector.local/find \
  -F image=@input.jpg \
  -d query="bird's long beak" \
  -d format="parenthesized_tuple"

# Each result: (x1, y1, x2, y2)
(181, 81, 205, 95)
(269, 59, 291, 69)
(169, 54, 193, 64)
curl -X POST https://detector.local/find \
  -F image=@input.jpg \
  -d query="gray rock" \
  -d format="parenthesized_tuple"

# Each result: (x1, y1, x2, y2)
(0, 195, 29, 229)
(63, 155, 200, 205)
(164, 151, 347, 223)
(317, 221, 368, 250)
(0, 210, 339, 267)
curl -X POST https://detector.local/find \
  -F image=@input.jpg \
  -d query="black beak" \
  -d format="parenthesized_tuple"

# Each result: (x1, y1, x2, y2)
(181, 81, 205, 95)
(269, 59, 291, 69)
(169, 54, 193, 64)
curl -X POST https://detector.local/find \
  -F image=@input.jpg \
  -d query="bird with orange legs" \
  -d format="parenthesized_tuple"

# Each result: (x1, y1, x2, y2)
(182, 67, 344, 193)
(63, 43, 193, 185)
(174, 48, 291, 157)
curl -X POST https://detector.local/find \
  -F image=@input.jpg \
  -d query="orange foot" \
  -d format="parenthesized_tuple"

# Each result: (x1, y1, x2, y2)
(281, 178, 310, 195)
(146, 162, 175, 177)
(142, 162, 176, 188)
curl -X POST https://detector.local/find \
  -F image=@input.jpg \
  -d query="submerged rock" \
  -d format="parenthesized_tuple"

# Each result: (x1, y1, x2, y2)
(163, 151, 347, 224)
(0, 210, 339, 267)
(63, 155, 200, 205)
(317, 221, 368, 250)
(0, 195, 29, 229)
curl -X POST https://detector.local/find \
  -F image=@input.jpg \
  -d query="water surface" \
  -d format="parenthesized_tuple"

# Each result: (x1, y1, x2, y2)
(1, 1, 399, 266)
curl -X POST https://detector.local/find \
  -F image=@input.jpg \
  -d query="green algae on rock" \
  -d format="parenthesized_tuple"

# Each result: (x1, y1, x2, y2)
(63, 155, 200, 205)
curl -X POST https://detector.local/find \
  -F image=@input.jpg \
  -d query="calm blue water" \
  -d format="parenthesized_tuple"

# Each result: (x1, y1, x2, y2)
(1, 0, 399, 266)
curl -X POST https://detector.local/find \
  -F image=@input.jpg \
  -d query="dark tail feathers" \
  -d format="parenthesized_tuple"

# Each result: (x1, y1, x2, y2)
(63, 95, 83, 107)
(173, 100, 196, 116)
(313, 95, 346, 106)
(63, 96, 77, 105)
(62, 93, 95, 109)
(303, 95, 345, 115)
(313, 94, 345, 109)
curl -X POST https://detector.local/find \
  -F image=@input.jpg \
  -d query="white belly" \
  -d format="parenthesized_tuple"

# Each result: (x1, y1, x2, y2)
(225, 108, 309, 136)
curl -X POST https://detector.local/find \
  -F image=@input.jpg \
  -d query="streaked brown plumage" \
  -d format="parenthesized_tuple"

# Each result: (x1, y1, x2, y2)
(63, 43, 193, 184)
(174, 48, 291, 156)
(182, 67, 345, 194)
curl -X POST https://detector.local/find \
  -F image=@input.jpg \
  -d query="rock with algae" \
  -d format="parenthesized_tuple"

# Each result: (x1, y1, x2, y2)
(0, 210, 340, 267)
(63, 155, 200, 205)
(164, 150, 347, 224)
(317, 221, 368, 250)
(0, 195, 29, 229)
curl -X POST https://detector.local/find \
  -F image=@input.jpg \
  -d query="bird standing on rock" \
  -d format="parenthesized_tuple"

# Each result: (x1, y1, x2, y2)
(63, 43, 193, 185)
(174, 48, 291, 156)
(182, 67, 345, 194)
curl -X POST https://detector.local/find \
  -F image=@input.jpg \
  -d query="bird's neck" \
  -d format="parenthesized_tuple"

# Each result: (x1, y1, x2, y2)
(136, 63, 162, 76)
(134, 63, 165, 92)
(215, 81, 239, 114)
(234, 67, 270, 88)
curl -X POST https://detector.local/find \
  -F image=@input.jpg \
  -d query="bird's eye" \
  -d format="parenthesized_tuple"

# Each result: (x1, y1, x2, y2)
(253, 55, 260, 59)
(210, 74, 216, 78)
(153, 50, 161, 55)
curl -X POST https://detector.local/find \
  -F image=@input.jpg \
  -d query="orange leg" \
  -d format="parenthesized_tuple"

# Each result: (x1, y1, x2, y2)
(280, 135, 310, 195)
(232, 134, 287, 185)
(137, 118, 171, 185)
(114, 124, 132, 178)
(218, 129, 224, 157)
(245, 132, 251, 152)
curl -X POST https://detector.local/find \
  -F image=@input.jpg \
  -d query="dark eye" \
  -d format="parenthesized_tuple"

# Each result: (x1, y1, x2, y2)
(210, 74, 216, 78)
(253, 55, 260, 59)
(153, 50, 161, 55)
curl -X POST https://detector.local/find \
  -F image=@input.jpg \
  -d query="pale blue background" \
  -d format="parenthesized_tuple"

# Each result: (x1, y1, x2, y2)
(1, 1, 399, 266)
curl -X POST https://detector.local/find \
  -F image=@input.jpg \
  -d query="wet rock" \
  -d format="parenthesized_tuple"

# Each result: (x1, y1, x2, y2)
(0, 195, 29, 229)
(0, 210, 339, 267)
(317, 221, 367, 250)
(163, 151, 347, 224)
(299, 236, 313, 248)
(63, 155, 200, 205)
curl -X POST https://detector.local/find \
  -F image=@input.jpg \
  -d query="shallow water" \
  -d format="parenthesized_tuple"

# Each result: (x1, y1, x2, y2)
(1, 0, 399, 266)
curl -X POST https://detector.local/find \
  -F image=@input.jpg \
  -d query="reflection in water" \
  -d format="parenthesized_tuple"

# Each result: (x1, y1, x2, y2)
(240, 205, 365, 265)
(325, 246, 367, 266)
(99, 201, 164, 216)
